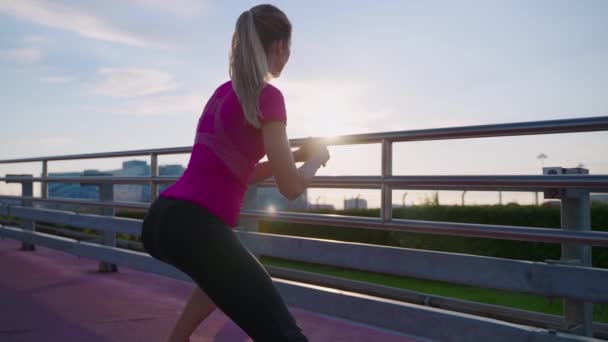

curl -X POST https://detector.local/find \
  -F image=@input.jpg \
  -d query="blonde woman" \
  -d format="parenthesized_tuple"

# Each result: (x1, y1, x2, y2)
(141, 4, 329, 342)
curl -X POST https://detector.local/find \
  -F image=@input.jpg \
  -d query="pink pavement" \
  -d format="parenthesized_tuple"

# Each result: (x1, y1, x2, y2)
(0, 239, 425, 342)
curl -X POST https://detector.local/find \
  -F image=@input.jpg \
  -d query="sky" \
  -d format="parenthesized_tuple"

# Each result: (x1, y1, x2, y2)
(0, 0, 607, 208)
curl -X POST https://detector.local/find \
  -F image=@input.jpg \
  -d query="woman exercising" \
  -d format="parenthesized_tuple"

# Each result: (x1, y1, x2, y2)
(141, 4, 329, 342)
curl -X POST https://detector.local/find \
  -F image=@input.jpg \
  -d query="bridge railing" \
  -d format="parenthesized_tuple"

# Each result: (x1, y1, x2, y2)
(1, 115, 608, 341)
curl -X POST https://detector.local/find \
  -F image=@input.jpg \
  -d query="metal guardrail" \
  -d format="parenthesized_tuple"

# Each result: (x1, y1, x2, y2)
(1, 115, 607, 206)
(2, 191, 608, 247)
(1, 115, 607, 340)
(1, 174, 608, 190)
(0, 210, 605, 342)
(6, 218, 608, 340)
(1, 116, 607, 165)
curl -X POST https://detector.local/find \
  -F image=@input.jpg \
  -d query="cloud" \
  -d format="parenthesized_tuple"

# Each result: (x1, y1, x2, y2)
(41, 76, 75, 84)
(23, 34, 49, 44)
(131, 0, 206, 17)
(0, 47, 42, 64)
(111, 94, 203, 117)
(91, 68, 179, 98)
(39, 136, 74, 146)
(0, 0, 156, 47)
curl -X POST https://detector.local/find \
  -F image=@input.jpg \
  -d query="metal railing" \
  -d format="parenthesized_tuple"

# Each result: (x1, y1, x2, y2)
(1, 116, 607, 245)
(1, 115, 608, 341)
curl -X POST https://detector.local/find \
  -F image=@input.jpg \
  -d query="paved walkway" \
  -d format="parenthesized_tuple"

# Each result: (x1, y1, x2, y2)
(0, 239, 426, 341)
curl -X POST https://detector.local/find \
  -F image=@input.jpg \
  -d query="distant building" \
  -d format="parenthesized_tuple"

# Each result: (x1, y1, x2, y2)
(48, 160, 185, 204)
(159, 164, 185, 176)
(310, 203, 335, 211)
(157, 164, 185, 195)
(48, 170, 101, 200)
(112, 161, 149, 202)
(344, 197, 367, 210)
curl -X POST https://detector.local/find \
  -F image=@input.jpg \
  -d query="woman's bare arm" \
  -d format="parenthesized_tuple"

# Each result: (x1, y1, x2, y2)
(247, 151, 302, 184)
(261, 121, 327, 200)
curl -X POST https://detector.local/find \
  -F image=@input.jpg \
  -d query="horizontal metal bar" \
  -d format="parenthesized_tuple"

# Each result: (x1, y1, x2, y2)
(18, 222, 608, 338)
(36, 229, 608, 338)
(237, 231, 608, 304)
(261, 175, 608, 192)
(5, 221, 608, 306)
(259, 176, 382, 189)
(276, 279, 588, 342)
(0, 204, 143, 235)
(241, 210, 608, 247)
(0, 195, 149, 210)
(3, 200, 608, 246)
(0, 225, 190, 280)
(3, 174, 608, 192)
(0, 228, 593, 341)
(387, 175, 608, 190)
(26, 222, 608, 338)
(0, 147, 191, 164)
(320, 115, 608, 145)
(1, 116, 606, 164)
(0, 176, 177, 184)
(266, 265, 608, 337)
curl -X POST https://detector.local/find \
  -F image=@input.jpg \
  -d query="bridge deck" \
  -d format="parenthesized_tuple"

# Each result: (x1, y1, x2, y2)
(0, 239, 427, 342)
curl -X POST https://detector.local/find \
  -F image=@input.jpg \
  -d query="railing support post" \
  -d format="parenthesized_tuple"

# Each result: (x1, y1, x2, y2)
(381, 139, 393, 223)
(6, 174, 35, 251)
(81, 171, 118, 273)
(99, 181, 118, 272)
(544, 166, 593, 337)
(41, 160, 48, 200)
(150, 153, 158, 202)
(238, 184, 259, 232)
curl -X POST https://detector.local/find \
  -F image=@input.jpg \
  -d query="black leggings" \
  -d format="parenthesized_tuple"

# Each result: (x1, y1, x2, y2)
(141, 196, 308, 342)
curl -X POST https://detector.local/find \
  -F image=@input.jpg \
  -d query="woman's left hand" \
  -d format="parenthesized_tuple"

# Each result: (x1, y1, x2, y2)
(293, 137, 310, 162)
(293, 138, 326, 165)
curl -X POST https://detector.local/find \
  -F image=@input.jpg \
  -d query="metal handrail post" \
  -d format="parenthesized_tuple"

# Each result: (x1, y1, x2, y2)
(99, 181, 118, 272)
(41, 160, 48, 200)
(544, 167, 594, 336)
(6, 174, 35, 251)
(381, 139, 393, 222)
(81, 171, 118, 272)
(150, 153, 158, 202)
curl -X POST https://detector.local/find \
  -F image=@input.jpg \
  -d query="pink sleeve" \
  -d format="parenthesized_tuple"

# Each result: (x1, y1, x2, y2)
(258, 85, 287, 125)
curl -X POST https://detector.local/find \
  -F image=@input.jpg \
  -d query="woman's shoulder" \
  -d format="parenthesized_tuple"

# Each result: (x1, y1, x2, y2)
(258, 82, 287, 124)
(260, 82, 284, 101)
(218, 80, 233, 92)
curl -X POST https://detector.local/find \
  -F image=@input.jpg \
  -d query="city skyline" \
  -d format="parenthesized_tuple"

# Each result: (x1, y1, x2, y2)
(3, 156, 607, 210)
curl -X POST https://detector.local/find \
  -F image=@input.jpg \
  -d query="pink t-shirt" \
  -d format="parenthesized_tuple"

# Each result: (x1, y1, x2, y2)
(159, 80, 287, 228)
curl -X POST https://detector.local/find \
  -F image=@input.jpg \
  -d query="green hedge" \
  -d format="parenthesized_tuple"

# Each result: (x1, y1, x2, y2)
(259, 202, 608, 269)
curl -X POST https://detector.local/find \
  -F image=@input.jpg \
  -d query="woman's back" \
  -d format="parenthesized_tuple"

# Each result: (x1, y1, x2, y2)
(159, 80, 287, 227)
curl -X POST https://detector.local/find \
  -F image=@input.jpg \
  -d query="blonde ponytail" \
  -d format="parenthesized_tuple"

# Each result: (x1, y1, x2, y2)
(229, 5, 291, 129)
